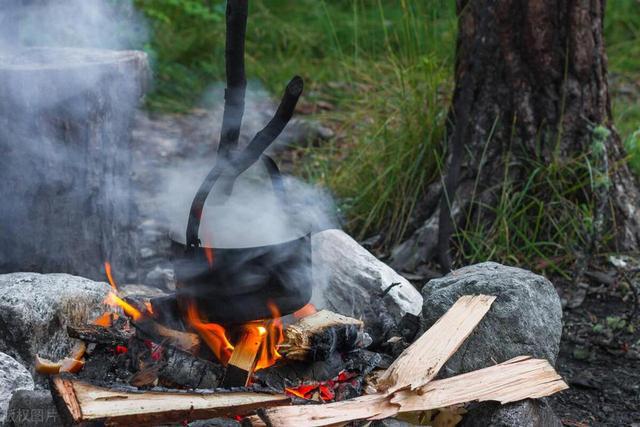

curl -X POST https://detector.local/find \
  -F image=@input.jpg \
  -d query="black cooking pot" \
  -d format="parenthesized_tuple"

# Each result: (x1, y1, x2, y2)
(171, 71, 311, 324)
(171, 155, 312, 324)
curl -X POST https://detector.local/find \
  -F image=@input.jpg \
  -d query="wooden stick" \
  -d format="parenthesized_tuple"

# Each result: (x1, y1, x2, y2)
(257, 357, 568, 427)
(51, 376, 289, 426)
(377, 294, 496, 393)
(222, 327, 266, 388)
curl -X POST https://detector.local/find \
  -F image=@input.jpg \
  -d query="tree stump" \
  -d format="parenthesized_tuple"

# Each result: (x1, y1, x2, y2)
(0, 48, 149, 280)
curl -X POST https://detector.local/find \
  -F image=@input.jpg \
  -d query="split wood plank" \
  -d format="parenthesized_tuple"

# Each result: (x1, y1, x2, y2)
(377, 294, 496, 393)
(51, 377, 289, 426)
(257, 356, 568, 427)
(384, 356, 568, 416)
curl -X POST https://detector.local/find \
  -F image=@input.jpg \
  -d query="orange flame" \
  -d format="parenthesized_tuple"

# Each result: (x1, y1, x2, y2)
(101, 261, 142, 322)
(104, 262, 117, 291)
(201, 221, 215, 268)
(186, 302, 234, 365)
(184, 300, 284, 371)
(254, 301, 284, 370)
(104, 292, 142, 321)
(93, 312, 116, 327)
(204, 247, 215, 267)
(293, 303, 317, 319)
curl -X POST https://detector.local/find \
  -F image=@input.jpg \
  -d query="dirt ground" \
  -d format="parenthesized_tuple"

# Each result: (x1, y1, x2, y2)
(550, 266, 640, 426)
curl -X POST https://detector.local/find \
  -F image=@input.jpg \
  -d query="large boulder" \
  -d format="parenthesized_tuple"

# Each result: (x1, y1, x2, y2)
(422, 262, 562, 374)
(0, 352, 34, 424)
(5, 389, 62, 427)
(422, 263, 563, 426)
(311, 229, 422, 339)
(0, 273, 110, 368)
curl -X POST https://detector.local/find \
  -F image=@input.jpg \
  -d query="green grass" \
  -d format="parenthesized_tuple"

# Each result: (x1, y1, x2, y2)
(135, 0, 640, 274)
(606, 0, 640, 174)
(456, 144, 614, 276)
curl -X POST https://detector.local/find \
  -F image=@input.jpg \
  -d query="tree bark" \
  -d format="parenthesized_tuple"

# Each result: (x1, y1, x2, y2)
(0, 48, 149, 280)
(392, 0, 640, 273)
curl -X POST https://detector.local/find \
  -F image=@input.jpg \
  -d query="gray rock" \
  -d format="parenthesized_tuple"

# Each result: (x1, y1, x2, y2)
(421, 262, 562, 376)
(0, 273, 110, 367)
(311, 229, 422, 329)
(4, 390, 61, 427)
(0, 353, 34, 424)
(461, 399, 561, 427)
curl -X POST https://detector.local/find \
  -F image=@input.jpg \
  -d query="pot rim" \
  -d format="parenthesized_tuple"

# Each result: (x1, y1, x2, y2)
(169, 230, 311, 251)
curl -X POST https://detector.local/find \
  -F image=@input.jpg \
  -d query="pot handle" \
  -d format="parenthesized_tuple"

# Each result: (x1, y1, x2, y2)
(185, 154, 286, 249)
(185, 77, 302, 250)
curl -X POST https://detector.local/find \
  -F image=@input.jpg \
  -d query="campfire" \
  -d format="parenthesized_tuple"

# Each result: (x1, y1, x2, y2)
(40, 287, 567, 426)
(29, 2, 568, 426)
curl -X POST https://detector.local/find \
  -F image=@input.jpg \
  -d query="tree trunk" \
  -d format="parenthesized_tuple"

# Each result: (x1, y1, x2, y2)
(391, 0, 640, 273)
(0, 48, 149, 280)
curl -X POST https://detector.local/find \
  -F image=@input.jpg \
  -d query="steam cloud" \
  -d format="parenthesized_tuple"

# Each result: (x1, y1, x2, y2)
(0, 0, 147, 53)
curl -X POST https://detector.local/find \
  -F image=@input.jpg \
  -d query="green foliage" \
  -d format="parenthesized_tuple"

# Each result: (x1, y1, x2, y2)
(625, 129, 640, 174)
(134, 0, 225, 110)
(605, 0, 640, 174)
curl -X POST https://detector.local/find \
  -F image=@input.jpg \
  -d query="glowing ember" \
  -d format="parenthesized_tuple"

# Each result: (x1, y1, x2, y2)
(284, 371, 356, 402)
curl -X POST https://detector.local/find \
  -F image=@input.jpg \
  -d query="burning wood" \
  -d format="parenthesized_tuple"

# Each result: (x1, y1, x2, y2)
(222, 326, 267, 387)
(279, 309, 365, 361)
(35, 342, 87, 375)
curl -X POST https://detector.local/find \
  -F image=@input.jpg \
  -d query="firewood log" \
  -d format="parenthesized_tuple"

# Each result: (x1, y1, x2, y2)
(50, 376, 289, 426)
(279, 310, 365, 361)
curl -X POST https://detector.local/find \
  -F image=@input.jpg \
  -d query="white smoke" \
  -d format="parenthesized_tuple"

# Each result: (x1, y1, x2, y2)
(0, 0, 147, 53)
